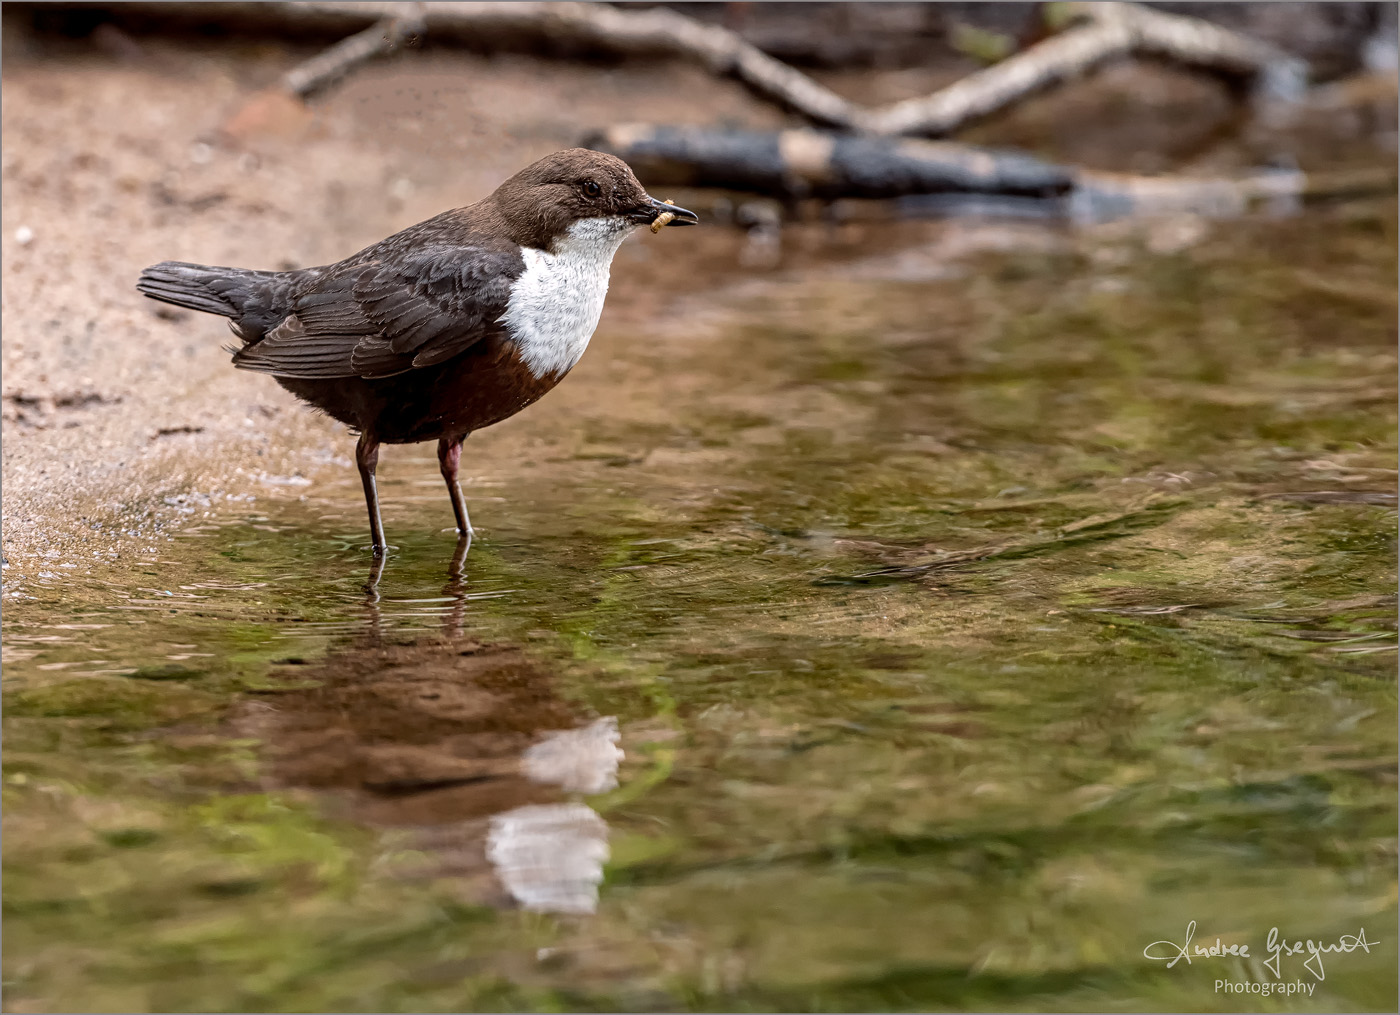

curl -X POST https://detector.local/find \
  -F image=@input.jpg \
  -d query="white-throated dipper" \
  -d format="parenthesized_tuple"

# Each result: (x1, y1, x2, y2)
(137, 149, 697, 554)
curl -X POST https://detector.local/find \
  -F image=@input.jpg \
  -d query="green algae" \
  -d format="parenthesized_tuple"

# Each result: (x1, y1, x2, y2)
(3, 203, 1396, 1012)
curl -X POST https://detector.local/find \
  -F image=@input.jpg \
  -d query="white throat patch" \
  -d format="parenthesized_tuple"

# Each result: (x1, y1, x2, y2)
(501, 216, 636, 379)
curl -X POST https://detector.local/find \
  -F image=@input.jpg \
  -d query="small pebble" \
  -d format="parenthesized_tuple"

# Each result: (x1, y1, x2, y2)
(14, 225, 33, 245)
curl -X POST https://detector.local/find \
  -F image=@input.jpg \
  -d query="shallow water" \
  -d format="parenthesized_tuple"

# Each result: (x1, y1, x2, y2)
(4, 205, 1397, 1012)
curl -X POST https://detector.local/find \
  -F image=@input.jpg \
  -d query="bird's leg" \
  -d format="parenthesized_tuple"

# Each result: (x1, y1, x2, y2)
(355, 433, 388, 554)
(437, 434, 473, 538)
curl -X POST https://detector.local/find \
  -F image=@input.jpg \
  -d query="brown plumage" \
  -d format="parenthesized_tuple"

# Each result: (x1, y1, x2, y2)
(138, 149, 696, 553)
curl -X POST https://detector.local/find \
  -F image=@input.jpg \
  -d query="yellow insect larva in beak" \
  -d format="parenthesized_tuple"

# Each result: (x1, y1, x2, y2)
(650, 199, 679, 234)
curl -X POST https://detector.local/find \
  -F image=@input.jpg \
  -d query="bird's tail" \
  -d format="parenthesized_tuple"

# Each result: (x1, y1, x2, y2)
(136, 261, 275, 318)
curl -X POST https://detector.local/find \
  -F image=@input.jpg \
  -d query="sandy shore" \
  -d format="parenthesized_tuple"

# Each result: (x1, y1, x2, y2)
(0, 23, 782, 586)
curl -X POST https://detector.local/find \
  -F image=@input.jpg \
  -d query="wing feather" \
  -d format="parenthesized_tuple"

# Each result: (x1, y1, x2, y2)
(230, 241, 525, 380)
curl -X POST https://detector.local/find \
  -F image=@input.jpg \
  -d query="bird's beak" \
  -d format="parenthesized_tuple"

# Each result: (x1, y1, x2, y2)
(631, 195, 699, 227)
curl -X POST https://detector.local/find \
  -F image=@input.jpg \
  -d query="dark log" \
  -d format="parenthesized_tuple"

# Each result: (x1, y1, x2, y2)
(584, 124, 1075, 200)
(586, 123, 1397, 220)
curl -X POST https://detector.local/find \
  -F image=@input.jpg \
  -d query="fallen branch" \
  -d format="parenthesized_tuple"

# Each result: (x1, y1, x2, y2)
(865, 2, 1308, 136)
(585, 124, 1073, 200)
(586, 124, 1397, 221)
(51, 1, 864, 128)
(867, 9, 1137, 138)
(282, 3, 425, 98)
(1102, 1, 1309, 101)
(296, 2, 863, 127)
(26, 1, 1309, 136)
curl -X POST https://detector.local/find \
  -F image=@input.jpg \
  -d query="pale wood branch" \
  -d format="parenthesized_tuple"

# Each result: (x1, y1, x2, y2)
(29, 1, 1310, 135)
(865, 17, 1137, 136)
(82, 1, 865, 128)
(865, 2, 1307, 136)
(1099, 1, 1308, 100)
(283, 3, 426, 98)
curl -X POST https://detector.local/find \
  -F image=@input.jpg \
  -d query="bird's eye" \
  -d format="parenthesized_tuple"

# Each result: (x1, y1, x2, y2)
(582, 180, 601, 198)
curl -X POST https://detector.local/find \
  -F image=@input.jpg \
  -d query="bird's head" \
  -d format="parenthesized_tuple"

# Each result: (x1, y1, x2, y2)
(491, 148, 697, 254)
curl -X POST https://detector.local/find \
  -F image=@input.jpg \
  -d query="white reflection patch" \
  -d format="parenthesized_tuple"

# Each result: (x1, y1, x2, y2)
(486, 803, 609, 915)
(522, 716, 623, 795)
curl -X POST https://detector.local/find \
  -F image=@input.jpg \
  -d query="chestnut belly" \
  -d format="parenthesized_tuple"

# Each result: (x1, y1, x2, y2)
(274, 339, 564, 444)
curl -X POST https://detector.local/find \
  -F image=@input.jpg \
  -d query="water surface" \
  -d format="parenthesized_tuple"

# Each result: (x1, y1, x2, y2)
(4, 205, 1396, 1012)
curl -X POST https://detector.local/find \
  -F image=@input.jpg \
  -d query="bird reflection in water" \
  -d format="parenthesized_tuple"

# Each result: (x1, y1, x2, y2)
(487, 803, 610, 915)
(441, 533, 473, 639)
(253, 540, 620, 915)
(487, 717, 622, 915)
(361, 532, 472, 637)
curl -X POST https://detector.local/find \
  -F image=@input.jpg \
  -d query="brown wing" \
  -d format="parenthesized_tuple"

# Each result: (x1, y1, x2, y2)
(232, 243, 526, 380)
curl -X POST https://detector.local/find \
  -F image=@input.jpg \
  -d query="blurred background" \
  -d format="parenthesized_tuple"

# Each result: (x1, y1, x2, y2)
(3, 3, 1397, 1012)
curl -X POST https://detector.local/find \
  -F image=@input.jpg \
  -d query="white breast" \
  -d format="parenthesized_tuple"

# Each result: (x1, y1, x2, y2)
(501, 216, 636, 379)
